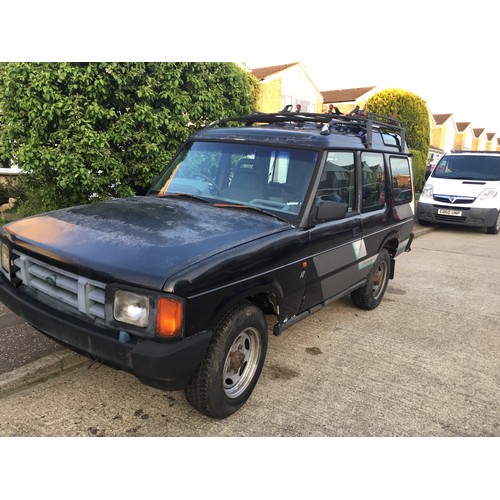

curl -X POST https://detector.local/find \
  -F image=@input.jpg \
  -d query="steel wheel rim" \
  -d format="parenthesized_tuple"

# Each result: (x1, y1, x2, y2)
(223, 327, 261, 399)
(496, 213, 500, 232)
(372, 259, 388, 301)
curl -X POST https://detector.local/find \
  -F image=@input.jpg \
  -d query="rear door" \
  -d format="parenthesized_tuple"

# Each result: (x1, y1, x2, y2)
(359, 151, 390, 256)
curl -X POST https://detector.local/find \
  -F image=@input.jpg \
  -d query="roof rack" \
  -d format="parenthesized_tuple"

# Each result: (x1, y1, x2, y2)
(206, 107, 406, 152)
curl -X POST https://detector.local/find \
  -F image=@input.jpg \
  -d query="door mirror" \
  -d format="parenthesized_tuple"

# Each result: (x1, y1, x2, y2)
(313, 198, 348, 222)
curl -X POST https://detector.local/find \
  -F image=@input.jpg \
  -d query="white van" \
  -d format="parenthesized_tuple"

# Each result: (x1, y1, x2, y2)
(417, 151, 500, 234)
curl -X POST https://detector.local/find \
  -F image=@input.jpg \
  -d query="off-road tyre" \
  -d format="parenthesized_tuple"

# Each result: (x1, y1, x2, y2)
(351, 248, 391, 310)
(184, 301, 268, 419)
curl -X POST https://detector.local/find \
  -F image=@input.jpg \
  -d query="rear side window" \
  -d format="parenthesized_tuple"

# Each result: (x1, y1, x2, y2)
(361, 152, 386, 212)
(390, 157, 413, 205)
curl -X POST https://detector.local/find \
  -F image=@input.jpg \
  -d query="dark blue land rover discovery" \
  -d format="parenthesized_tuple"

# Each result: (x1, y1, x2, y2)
(0, 110, 414, 418)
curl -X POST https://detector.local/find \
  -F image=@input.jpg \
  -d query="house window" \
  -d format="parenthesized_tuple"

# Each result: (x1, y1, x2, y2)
(280, 95, 314, 112)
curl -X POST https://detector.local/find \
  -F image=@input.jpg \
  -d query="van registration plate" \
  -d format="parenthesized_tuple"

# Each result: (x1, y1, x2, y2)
(438, 208, 462, 216)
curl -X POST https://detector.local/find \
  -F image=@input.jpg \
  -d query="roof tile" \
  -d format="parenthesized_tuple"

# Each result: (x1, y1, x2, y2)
(433, 113, 453, 125)
(321, 86, 376, 103)
(250, 63, 299, 80)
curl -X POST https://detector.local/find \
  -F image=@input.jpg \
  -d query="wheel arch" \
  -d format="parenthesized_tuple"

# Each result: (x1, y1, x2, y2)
(208, 281, 284, 333)
(378, 231, 400, 258)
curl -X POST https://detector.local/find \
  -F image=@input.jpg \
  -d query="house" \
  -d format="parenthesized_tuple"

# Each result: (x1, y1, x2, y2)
(485, 132, 497, 151)
(249, 63, 323, 114)
(321, 86, 377, 114)
(472, 128, 487, 150)
(454, 122, 474, 151)
(431, 114, 457, 153)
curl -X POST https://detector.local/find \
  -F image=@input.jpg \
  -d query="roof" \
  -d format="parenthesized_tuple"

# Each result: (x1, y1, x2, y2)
(473, 128, 486, 137)
(456, 122, 472, 132)
(433, 113, 453, 125)
(321, 86, 376, 103)
(486, 132, 496, 140)
(250, 63, 299, 80)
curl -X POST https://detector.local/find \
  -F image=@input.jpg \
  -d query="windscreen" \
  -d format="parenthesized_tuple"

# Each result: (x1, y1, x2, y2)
(150, 141, 318, 220)
(432, 155, 500, 181)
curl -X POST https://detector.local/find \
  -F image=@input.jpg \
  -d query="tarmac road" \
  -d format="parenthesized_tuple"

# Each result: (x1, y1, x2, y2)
(0, 224, 499, 437)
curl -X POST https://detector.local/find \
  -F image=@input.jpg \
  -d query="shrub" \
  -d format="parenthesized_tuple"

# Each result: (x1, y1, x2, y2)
(366, 88, 430, 192)
(0, 62, 259, 215)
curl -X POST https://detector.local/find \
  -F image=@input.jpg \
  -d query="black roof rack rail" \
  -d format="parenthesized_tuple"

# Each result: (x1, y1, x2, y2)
(206, 108, 407, 152)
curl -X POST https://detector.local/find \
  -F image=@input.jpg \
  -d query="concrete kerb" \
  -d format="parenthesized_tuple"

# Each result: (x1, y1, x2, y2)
(413, 224, 433, 239)
(0, 349, 87, 395)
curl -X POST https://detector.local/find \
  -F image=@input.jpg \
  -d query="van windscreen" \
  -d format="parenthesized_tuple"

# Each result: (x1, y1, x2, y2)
(433, 155, 500, 181)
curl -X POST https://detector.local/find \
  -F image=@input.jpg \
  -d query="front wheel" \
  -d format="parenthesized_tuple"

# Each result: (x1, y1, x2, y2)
(351, 249, 391, 310)
(185, 301, 268, 419)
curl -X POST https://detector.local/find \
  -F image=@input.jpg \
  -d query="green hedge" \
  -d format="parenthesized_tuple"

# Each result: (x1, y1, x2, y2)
(0, 62, 259, 215)
(366, 88, 430, 192)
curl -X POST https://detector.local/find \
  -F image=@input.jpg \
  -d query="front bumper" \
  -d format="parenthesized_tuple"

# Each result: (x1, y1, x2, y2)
(417, 202, 499, 228)
(0, 277, 212, 391)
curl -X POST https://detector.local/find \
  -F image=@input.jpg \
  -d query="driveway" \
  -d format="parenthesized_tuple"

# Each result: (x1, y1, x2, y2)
(0, 225, 498, 437)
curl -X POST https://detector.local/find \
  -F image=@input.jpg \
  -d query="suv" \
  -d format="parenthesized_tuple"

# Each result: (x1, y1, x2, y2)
(417, 151, 500, 234)
(0, 110, 414, 418)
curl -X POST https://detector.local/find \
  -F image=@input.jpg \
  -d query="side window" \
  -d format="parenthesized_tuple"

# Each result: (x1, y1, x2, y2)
(390, 157, 413, 205)
(361, 152, 386, 212)
(317, 152, 356, 213)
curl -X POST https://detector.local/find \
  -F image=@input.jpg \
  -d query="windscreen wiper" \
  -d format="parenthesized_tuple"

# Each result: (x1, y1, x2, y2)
(212, 203, 290, 224)
(157, 192, 210, 203)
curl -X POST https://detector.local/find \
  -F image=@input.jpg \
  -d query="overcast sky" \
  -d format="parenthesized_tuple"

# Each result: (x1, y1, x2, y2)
(244, 1, 500, 133)
(3, 0, 499, 133)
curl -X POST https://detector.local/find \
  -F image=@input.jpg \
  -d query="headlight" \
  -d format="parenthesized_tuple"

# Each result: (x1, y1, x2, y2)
(421, 184, 434, 199)
(1, 243, 10, 273)
(111, 288, 183, 337)
(476, 188, 497, 202)
(114, 290, 150, 327)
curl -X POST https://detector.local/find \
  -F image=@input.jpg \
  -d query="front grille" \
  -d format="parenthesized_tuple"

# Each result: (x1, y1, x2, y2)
(433, 194, 475, 204)
(12, 251, 106, 325)
(435, 214, 467, 223)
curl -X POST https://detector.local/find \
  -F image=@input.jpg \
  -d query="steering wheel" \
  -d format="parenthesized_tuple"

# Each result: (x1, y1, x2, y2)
(189, 173, 222, 196)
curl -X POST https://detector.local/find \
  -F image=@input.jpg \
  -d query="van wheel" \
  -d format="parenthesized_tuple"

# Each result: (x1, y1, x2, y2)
(486, 211, 500, 234)
(351, 249, 390, 310)
(184, 301, 268, 419)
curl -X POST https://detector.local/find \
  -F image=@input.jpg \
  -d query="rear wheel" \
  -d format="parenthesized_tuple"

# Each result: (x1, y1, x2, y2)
(185, 301, 268, 419)
(486, 211, 500, 234)
(351, 249, 391, 310)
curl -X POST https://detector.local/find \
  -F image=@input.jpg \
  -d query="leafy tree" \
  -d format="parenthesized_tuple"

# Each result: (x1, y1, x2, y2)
(366, 88, 430, 191)
(0, 62, 259, 215)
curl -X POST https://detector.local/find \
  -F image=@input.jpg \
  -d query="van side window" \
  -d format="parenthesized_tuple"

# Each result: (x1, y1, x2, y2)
(318, 152, 356, 213)
(390, 157, 413, 205)
(361, 152, 386, 212)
